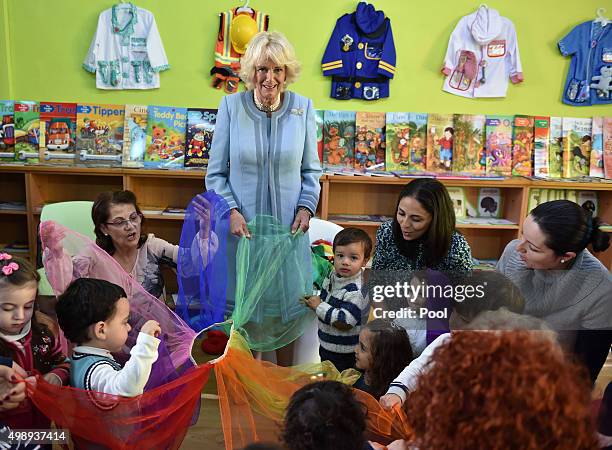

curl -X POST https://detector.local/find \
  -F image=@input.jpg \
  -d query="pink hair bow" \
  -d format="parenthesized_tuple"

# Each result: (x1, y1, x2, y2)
(0, 253, 12, 261)
(2, 262, 19, 275)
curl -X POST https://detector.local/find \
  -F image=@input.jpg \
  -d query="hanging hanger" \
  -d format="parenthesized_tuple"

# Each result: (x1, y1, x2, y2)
(479, 3, 489, 9)
(236, 0, 253, 14)
(594, 7, 610, 26)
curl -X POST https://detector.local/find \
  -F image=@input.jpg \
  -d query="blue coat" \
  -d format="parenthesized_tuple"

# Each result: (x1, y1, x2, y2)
(559, 21, 612, 106)
(205, 90, 322, 225)
(321, 2, 396, 100)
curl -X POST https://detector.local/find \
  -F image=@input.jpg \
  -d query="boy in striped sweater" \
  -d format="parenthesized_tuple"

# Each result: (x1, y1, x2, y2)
(302, 228, 372, 372)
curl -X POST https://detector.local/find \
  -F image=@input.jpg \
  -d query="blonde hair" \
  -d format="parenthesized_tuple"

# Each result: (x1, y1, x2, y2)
(239, 31, 301, 90)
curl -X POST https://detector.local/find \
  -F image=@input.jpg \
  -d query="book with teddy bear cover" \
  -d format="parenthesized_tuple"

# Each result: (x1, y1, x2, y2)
(144, 105, 187, 169)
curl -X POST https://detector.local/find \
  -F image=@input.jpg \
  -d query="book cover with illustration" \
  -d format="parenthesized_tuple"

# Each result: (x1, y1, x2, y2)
(315, 110, 324, 164)
(511, 115, 534, 176)
(14, 101, 40, 163)
(577, 191, 598, 216)
(122, 105, 148, 167)
(604, 117, 612, 179)
(185, 108, 216, 168)
(385, 112, 411, 172)
(39, 102, 77, 165)
(589, 117, 604, 178)
(478, 188, 502, 218)
(533, 116, 550, 178)
(354, 111, 385, 171)
(548, 117, 563, 178)
(562, 117, 592, 178)
(485, 115, 513, 176)
(446, 186, 466, 218)
(0, 101, 14, 162)
(323, 110, 355, 171)
(409, 112, 428, 172)
(426, 113, 454, 172)
(452, 114, 486, 175)
(76, 103, 124, 166)
(145, 105, 187, 169)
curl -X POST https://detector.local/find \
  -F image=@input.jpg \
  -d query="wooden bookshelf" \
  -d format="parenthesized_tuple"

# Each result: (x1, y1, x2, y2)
(0, 166, 609, 286)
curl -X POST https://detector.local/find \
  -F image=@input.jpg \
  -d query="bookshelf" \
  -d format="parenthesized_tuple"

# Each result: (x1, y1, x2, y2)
(0, 166, 610, 289)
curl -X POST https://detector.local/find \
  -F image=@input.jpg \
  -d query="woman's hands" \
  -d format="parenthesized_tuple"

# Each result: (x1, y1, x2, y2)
(230, 209, 251, 238)
(291, 208, 311, 234)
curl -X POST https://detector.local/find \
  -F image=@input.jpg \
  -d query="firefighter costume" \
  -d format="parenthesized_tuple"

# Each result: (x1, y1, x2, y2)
(211, 7, 269, 94)
(321, 2, 396, 101)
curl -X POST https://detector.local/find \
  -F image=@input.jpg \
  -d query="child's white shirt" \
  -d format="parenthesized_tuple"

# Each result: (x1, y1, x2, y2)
(73, 332, 159, 397)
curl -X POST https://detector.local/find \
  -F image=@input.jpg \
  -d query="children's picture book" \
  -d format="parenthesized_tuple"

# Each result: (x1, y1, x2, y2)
(145, 106, 187, 169)
(452, 114, 486, 174)
(446, 186, 466, 218)
(385, 112, 411, 172)
(533, 116, 550, 178)
(548, 117, 563, 178)
(577, 191, 598, 216)
(0, 100, 15, 162)
(315, 110, 324, 164)
(14, 101, 40, 163)
(76, 104, 124, 166)
(122, 105, 148, 168)
(511, 115, 534, 176)
(355, 112, 385, 170)
(39, 102, 77, 165)
(485, 115, 513, 176)
(604, 117, 612, 180)
(426, 113, 454, 172)
(478, 188, 502, 218)
(589, 117, 604, 178)
(409, 112, 428, 172)
(323, 110, 355, 171)
(562, 117, 592, 178)
(185, 108, 216, 168)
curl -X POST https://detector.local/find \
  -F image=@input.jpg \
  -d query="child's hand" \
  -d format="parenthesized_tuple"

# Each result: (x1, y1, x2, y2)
(300, 295, 321, 310)
(379, 393, 403, 410)
(141, 320, 161, 338)
(40, 221, 65, 257)
(42, 373, 63, 386)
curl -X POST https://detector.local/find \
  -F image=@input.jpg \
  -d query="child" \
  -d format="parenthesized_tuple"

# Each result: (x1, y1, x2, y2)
(353, 319, 414, 399)
(0, 254, 69, 429)
(302, 228, 372, 372)
(282, 380, 377, 450)
(55, 278, 160, 396)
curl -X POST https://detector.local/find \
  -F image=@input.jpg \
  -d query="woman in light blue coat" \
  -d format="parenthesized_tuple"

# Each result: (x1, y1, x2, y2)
(205, 31, 323, 365)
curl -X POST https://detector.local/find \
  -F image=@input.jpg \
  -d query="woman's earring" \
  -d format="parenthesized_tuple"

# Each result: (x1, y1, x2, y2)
(560, 259, 565, 263)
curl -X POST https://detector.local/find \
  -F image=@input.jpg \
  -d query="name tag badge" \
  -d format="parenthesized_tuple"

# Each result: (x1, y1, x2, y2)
(487, 40, 506, 57)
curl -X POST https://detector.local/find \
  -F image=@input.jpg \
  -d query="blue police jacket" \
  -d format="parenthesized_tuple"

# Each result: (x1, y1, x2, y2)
(559, 21, 612, 106)
(321, 2, 396, 101)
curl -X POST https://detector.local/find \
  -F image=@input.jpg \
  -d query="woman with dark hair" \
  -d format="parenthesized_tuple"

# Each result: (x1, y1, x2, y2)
(42, 190, 215, 303)
(497, 199, 612, 382)
(372, 179, 472, 273)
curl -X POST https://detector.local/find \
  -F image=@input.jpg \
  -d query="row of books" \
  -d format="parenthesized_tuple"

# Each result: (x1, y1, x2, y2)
(319, 112, 612, 179)
(527, 189, 599, 216)
(0, 100, 610, 180)
(0, 101, 215, 168)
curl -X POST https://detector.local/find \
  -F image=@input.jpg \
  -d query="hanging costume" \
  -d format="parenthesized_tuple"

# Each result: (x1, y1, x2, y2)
(441, 6, 523, 98)
(321, 2, 396, 100)
(210, 7, 269, 94)
(559, 20, 612, 106)
(83, 3, 170, 89)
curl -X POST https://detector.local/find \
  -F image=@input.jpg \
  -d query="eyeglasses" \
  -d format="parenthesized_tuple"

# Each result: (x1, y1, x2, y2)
(106, 212, 142, 228)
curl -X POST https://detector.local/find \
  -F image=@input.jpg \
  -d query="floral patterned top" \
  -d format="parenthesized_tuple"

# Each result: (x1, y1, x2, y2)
(371, 220, 473, 273)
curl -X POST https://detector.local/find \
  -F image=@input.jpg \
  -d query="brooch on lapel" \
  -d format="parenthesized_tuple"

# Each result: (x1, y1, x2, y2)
(290, 108, 304, 116)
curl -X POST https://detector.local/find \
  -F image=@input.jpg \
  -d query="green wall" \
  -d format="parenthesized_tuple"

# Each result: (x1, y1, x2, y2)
(0, 0, 610, 117)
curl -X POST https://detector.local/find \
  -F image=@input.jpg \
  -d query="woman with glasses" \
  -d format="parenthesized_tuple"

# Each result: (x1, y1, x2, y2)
(42, 190, 189, 303)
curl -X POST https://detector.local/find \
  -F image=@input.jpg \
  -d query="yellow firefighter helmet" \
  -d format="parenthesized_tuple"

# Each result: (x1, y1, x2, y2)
(230, 14, 258, 55)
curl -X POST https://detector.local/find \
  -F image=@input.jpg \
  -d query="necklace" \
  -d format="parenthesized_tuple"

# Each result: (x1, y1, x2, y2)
(253, 91, 281, 113)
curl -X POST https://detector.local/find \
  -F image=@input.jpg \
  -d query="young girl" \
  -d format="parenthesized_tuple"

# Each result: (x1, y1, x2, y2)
(354, 319, 414, 399)
(0, 254, 69, 428)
